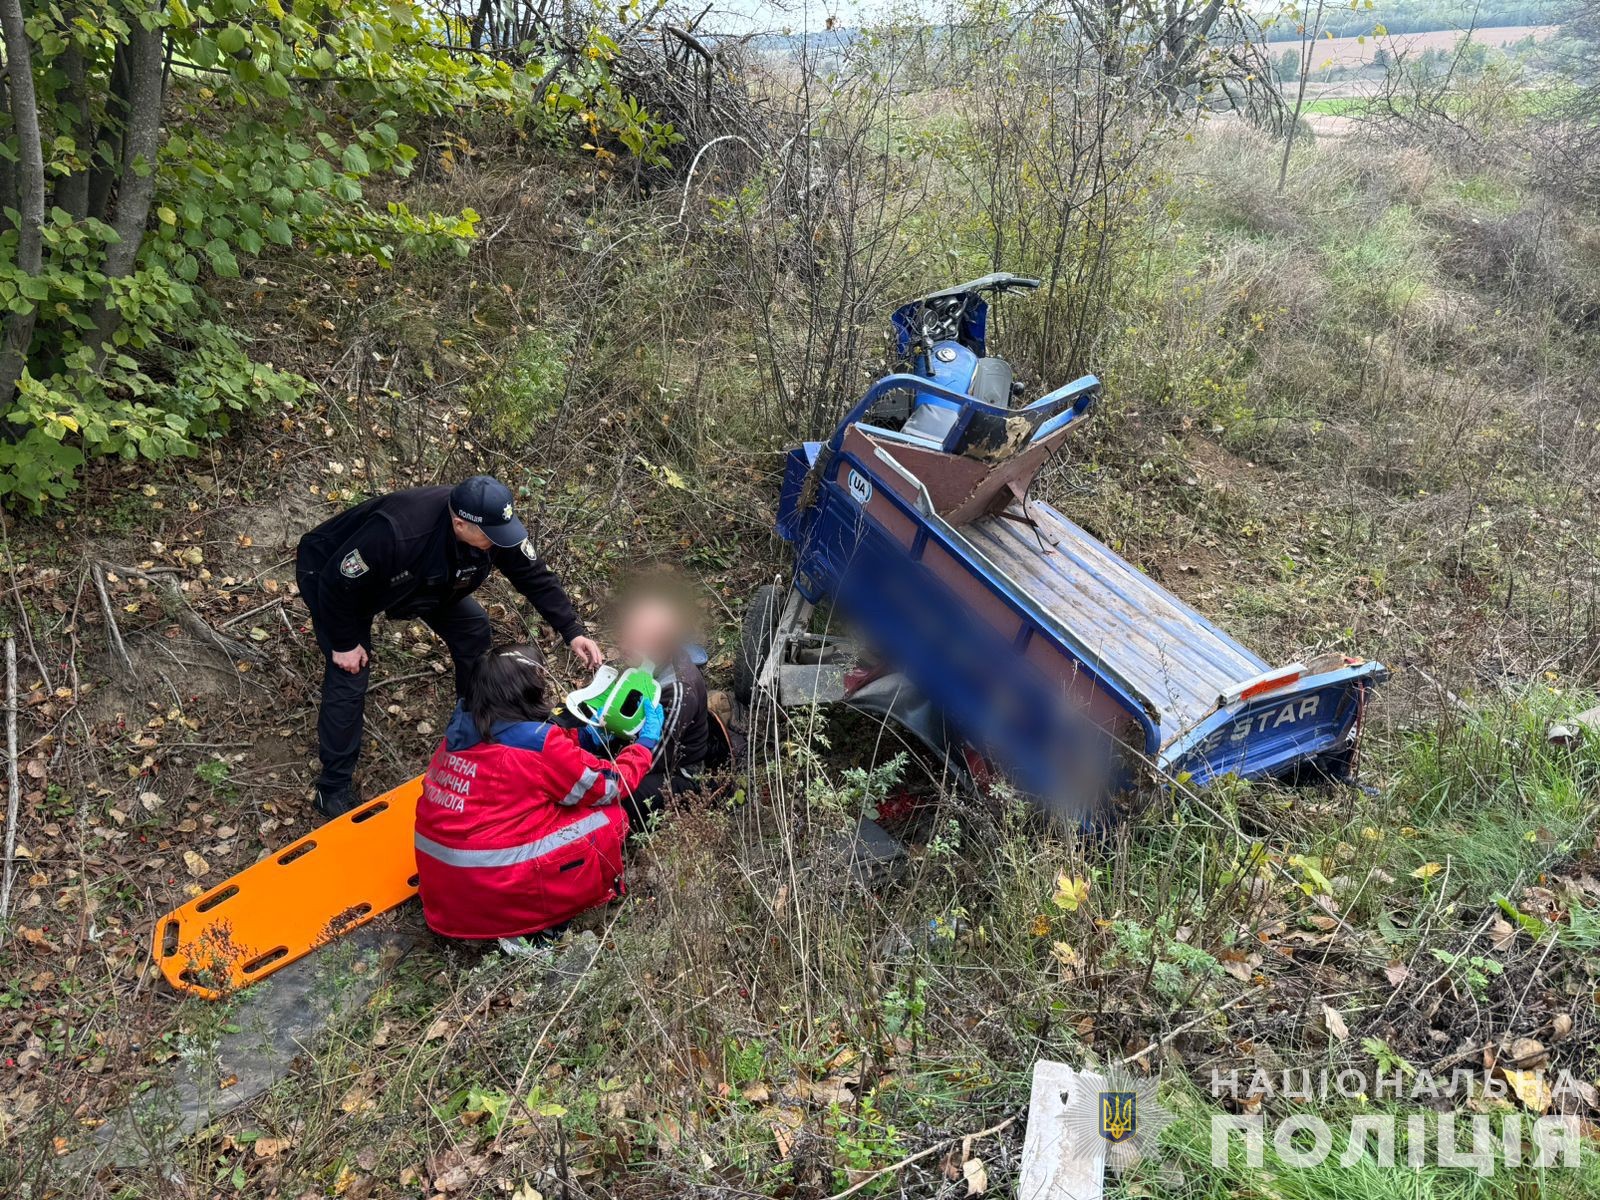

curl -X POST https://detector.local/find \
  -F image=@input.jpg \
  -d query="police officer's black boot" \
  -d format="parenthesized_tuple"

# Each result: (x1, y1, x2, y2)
(314, 782, 361, 820)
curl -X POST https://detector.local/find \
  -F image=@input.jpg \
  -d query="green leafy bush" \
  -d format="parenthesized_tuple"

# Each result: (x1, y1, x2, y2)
(0, 0, 677, 506)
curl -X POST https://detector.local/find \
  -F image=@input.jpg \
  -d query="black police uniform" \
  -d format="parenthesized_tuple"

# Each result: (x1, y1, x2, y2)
(295, 485, 586, 794)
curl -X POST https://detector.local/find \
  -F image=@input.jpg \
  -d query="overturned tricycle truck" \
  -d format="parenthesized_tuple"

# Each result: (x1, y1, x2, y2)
(742, 274, 1387, 824)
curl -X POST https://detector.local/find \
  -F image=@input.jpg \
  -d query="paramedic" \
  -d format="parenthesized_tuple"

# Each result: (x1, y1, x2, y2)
(414, 645, 663, 941)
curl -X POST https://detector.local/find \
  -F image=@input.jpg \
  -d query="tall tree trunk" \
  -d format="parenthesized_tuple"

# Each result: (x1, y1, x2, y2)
(90, 19, 163, 360)
(87, 38, 131, 223)
(0, 56, 16, 234)
(0, 0, 46, 408)
(470, 0, 492, 50)
(53, 38, 91, 219)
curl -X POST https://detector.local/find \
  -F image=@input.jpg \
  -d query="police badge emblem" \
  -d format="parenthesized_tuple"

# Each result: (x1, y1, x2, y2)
(340, 549, 369, 578)
(1061, 1063, 1173, 1177)
(1098, 1091, 1137, 1144)
(502, 503, 514, 520)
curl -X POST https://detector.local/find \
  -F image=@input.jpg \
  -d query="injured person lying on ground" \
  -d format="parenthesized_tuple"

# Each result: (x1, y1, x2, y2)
(414, 643, 664, 949)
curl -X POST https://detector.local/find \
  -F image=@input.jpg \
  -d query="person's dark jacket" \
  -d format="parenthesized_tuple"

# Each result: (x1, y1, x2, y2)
(296, 486, 585, 653)
(655, 652, 709, 775)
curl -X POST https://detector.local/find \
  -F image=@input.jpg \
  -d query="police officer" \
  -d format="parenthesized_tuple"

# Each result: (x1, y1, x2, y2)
(295, 475, 603, 818)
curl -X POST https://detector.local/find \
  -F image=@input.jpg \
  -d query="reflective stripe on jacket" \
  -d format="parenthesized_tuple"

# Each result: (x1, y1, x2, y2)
(414, 703, 652, 939)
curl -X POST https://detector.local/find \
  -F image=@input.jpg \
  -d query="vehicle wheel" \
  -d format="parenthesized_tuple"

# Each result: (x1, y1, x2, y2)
(734, 584, 784, 705)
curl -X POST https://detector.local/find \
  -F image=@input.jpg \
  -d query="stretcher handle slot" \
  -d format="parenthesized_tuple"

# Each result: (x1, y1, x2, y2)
(327, 902, 373, 934)
(196, 884, 241, 914)
(242, 946, 289, 975)
(278, 840, 317, 866)
(350, 800, 389, 825)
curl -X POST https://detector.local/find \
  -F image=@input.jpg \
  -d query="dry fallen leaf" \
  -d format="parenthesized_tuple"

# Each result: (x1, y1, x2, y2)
(1551, 1076, 1599, 1115)
(1050, 941, 1081, 976)
(962, 1156, 988, 1195)
(1501, 1069, 1552, 1114)
(655, 1113, 683, 1151)
(183, 850, 209, 878)
(254, 1136, 294, 1158)
(739, 1082, 771, 1103)
(1051, 872, 1091, 911)
(762, 1106, 804, 1157)
(824, 1045, 860, 1072)
(1322, 1004, 1350, 1043)
(1383, 960, 1410, 987)
(339, 1085, 375, 1113)
(1504, 1037, 1549, 1069)
(802, 1076, 855, 1107)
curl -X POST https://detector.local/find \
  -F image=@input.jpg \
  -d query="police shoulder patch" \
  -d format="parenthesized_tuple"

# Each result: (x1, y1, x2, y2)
(519, 539, 538, 562)
(340, 549, 370, 578)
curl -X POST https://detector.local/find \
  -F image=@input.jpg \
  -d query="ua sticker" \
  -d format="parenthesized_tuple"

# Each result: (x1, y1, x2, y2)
(847, 469, 872, 505)
(340, 549, 369, 578)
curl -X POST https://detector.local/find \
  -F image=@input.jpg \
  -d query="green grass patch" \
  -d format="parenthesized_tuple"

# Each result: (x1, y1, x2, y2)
(1300, 96, 1376, 116)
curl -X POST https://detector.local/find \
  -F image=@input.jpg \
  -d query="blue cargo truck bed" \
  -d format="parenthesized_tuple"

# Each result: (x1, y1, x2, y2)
(771, 365, 1387, 816)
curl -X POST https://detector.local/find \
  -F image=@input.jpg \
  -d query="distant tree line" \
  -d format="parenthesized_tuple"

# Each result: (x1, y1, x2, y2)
(1260, 0, 1550, 41)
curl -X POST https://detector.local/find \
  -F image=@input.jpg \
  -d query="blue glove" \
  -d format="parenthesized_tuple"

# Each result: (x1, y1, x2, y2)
(635, 696, 665, 751)
(578, 723, 612, 754)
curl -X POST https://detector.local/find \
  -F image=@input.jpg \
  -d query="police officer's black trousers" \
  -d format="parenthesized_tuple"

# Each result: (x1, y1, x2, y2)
(302, 589, 493, 793)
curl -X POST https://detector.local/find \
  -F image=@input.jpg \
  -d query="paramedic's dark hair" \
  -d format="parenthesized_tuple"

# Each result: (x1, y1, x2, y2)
(464, 643, 551, 740)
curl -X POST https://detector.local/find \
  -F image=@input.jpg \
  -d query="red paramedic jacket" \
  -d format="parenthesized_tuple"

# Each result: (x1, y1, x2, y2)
(415, 703, 653, 939)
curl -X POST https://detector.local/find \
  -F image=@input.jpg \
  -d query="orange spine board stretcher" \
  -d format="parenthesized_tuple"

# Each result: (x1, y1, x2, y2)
(151, 776, 423, 1000)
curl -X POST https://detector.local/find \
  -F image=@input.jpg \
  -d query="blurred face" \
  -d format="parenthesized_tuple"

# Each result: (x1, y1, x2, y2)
(451, 515, 492, 550)
(616, 596, 683, 668)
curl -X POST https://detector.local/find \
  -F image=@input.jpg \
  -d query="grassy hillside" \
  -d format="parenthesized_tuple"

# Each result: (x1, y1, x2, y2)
(3, 16, 1600, 1200)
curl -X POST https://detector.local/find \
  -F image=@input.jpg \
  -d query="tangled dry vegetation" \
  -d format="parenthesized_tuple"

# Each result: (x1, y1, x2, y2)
(2, 15, 1600, 1200)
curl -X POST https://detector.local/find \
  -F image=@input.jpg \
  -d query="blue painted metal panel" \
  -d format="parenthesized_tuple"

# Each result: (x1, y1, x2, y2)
(776, 443, 820, 543)
(1160, 662, 1388, 785)
(923, 341, 980, 395)
(793, 449, 1139, 800)
(775, 371, 1388, 805)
